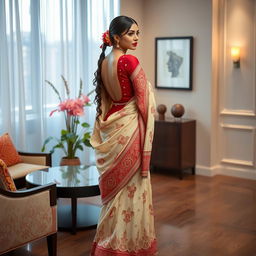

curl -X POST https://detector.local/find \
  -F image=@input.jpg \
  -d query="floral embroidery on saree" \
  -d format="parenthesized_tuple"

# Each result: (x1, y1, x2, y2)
(127, 183, 136, 198)
(122, 208, 134, 223)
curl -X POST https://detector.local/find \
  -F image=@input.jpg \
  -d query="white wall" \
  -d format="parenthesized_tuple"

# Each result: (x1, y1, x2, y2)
(121, 0, 214, 168)
(121, 0, 256, 180)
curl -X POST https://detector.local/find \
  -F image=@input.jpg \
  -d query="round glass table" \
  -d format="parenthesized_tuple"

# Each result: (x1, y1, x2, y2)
(26, 165, 101, 234)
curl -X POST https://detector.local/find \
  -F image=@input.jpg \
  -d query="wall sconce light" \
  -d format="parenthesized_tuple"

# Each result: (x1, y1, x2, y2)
(231, 47, 240, 68)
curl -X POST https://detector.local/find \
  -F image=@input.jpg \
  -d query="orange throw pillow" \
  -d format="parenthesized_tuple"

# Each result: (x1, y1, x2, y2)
(0, 133, 22, 167)
(0, 159, 17, 191)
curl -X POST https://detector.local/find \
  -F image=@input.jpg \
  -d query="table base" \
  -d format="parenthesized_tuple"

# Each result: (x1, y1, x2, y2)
(58, 204, 101, 233)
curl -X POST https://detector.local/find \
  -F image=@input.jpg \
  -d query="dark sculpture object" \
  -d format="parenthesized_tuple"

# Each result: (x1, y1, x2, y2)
(171, 104, 185, 118)
(157, 104, 167, 120)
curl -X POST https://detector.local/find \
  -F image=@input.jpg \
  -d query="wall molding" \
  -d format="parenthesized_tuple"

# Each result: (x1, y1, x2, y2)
(220, 123, 255, 166)
(221, 158, 254, 167)
(220, 123, 255, 130)
(220, 109, 256, 117)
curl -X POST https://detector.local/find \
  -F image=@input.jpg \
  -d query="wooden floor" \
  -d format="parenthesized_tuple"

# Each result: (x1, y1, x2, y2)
(3, 172, 256, 256)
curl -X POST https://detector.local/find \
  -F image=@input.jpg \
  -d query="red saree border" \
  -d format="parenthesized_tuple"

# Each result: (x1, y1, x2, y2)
(138, 115, 145, 149)
(132, 68, 149, 124)
(141, 151, 151, 177)
(133, 68, 152, 177)
(91, 239, 157, 256)
(100, 127, 141, 205)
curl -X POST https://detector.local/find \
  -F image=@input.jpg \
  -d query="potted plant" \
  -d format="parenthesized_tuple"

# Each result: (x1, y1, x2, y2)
(41, 75, 93, 165)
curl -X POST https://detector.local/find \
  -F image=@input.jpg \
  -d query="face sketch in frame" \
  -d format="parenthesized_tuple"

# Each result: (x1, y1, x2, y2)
(166, 51, 183, 78)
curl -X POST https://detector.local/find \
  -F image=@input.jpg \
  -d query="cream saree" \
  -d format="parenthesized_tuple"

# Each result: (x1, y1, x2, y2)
(90, 65, 157, 256)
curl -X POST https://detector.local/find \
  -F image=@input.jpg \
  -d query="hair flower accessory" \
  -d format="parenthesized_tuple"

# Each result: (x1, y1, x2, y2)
(100, 30, 112, 48)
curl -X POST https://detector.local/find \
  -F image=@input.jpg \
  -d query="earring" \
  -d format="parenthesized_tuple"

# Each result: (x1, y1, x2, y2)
(117, 41, 120, 49)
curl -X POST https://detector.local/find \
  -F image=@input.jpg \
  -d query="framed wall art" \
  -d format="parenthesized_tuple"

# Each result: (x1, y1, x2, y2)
(155, 36, 193, 90)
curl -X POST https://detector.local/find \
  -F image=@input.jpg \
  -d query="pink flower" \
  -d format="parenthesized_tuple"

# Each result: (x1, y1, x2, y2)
(49, 109, 58, 116)
(57, 98, 85, 116)
(50, 94, 90, 117)
(81, 95, 90, 104)
(59, 99, 73, 111)
(70, 98, 84, 116)
(71, 106, 84, 116)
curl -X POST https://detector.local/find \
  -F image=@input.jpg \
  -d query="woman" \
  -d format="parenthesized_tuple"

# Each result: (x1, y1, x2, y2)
(90, 16, 157, 256)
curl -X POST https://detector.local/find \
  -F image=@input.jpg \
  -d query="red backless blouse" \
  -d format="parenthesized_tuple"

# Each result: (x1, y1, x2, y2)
(104, 54, 139, 121)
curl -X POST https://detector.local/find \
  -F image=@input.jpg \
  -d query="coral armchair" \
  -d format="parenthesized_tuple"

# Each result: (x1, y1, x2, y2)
(0, 133, 52, 189)
(0, 159, 57, 256)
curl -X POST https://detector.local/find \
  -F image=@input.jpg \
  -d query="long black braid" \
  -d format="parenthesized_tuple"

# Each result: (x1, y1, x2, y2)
(93, 44, 107, 121)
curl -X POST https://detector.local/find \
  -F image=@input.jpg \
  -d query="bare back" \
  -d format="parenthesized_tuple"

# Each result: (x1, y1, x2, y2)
(101, 52, 124, 101)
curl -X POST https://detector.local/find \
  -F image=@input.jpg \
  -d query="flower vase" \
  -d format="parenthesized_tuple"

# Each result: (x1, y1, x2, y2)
(60, 157, 81, 166)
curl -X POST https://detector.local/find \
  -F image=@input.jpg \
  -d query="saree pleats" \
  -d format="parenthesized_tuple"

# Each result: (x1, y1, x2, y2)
(91, 171, 157, 255)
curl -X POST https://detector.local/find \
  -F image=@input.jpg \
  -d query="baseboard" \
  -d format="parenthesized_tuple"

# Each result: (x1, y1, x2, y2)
(196, 165, 220, 177)
(196, 164, 256, 180)
(219, 165, 256, 180)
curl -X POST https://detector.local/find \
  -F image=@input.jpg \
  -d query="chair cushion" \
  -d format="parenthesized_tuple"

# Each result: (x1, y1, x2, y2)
(0, 159, 17, 191)
(8, 163, 48, 179)
(0, 133, 22, 167)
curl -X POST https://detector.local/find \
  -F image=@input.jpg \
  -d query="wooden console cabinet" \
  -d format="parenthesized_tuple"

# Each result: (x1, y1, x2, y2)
(150, 119, 196, 179)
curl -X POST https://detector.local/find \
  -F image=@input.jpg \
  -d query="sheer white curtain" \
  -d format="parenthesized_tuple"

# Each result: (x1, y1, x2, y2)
(0, 0, 119, 165)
